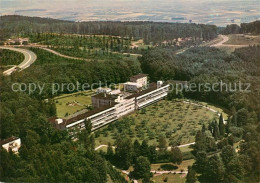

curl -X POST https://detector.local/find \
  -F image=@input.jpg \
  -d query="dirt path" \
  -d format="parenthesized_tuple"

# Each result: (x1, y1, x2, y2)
(95, 142, 195, 151)
(39, 47, 90, 61)
(210, 35, 249, 48)
(210, 35, 229, 47)
(121, 169, 187, 183)
(182, 100, 220, 115)
(176, 34, 229, 55)
(31, 44, 142, 59)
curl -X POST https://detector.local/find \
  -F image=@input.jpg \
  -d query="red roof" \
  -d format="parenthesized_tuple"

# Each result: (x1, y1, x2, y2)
(0, 136, 19, 145)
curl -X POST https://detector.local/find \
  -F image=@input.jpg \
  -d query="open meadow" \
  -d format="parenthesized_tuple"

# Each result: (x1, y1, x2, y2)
(152, 173, 186, 183)
(225, 34, 260, 45)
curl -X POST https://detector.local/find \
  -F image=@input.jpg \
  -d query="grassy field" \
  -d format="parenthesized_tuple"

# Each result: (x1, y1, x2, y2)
(225, 34, 260, 45)
(152, 173, 186, 183)
(95, 99, 226, 147)
(54, 90, 95, 117)
(151, 159, 195, 172)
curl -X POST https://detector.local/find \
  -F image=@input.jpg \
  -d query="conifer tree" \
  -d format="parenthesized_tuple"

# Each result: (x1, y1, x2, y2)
(213, 120, 220, 140)
(219, 113, 225, 137)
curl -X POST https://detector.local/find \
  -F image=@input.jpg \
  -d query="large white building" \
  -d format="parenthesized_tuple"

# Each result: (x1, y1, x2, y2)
(49, 74, 170, 132)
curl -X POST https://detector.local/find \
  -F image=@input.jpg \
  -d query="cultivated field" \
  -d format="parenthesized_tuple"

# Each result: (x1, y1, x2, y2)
(95, 99, 227, 147)
(225, 34, 260, 45)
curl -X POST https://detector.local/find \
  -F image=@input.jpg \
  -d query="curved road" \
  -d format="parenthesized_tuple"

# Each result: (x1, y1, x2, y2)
(176, 35, 229, 55)
(1, 46, 37, 76)
(210, 35, 229, 47)
(39, 47, 87, 61)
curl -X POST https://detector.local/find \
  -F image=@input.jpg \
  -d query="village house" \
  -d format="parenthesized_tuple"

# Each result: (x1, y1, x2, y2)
(0, 136, 21, 154)
(5, 38, 29, 45)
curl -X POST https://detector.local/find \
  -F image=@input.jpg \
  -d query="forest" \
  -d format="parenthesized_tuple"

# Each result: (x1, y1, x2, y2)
(1, 43, 259, 182)
(221, 20, 260, 34)
(0, 48, 140, 182)
(139, 45, 260, 182)
(0, 49, 24, 66)
(0, 15, 217, 44)
(0, 16, 260, 182)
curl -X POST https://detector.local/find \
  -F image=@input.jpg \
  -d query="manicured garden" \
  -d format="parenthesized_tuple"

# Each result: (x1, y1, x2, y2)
(54, 90, 95, 117)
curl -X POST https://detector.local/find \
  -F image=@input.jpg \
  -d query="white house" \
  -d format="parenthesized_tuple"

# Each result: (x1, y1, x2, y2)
(0, 136, 21, 154)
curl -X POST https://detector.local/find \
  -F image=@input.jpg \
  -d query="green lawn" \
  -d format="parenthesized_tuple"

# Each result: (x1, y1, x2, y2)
(55, 90, 95, 117)
(151, 159, 195, 172)
(95, 99, 226, 147)
(152, 173, 186, 183)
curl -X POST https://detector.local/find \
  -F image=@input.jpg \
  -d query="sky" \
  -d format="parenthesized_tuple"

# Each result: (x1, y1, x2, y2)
(0, 0, 259, 26)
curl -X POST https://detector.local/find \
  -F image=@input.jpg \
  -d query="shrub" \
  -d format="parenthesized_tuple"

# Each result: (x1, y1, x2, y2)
(160, 164, 178, 170)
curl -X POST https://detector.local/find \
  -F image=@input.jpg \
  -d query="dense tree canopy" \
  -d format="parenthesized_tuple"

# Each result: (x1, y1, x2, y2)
(0, 15, 217, 44)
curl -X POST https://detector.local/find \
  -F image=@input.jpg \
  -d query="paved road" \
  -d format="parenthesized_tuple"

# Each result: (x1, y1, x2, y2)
(1, 46, 37, 76)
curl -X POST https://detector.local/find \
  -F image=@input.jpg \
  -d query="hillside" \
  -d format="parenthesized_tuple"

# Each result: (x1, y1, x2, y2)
(0, 15, 217, 44)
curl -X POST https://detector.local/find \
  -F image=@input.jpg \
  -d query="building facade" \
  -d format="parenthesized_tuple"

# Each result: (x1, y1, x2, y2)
(124, 82, 142, 91)
(91, 93, 116, 108)
(49, 74, 170, 133)
(135, 84, 169, 109)
(130, 74, 148, 88)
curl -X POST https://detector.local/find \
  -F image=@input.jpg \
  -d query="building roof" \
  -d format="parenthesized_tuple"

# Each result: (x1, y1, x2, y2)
(125, 82, 169, 99)
(48, 116, 58, 124)
(124, 82, 142, 87)
(92, 93, 119, 100)
(97, 87, 111, 92)
(130, 74, 148, 80)
(63, 104, 116, 126)
(168, 80, 188, 84)
(0, 136, 20, 145)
